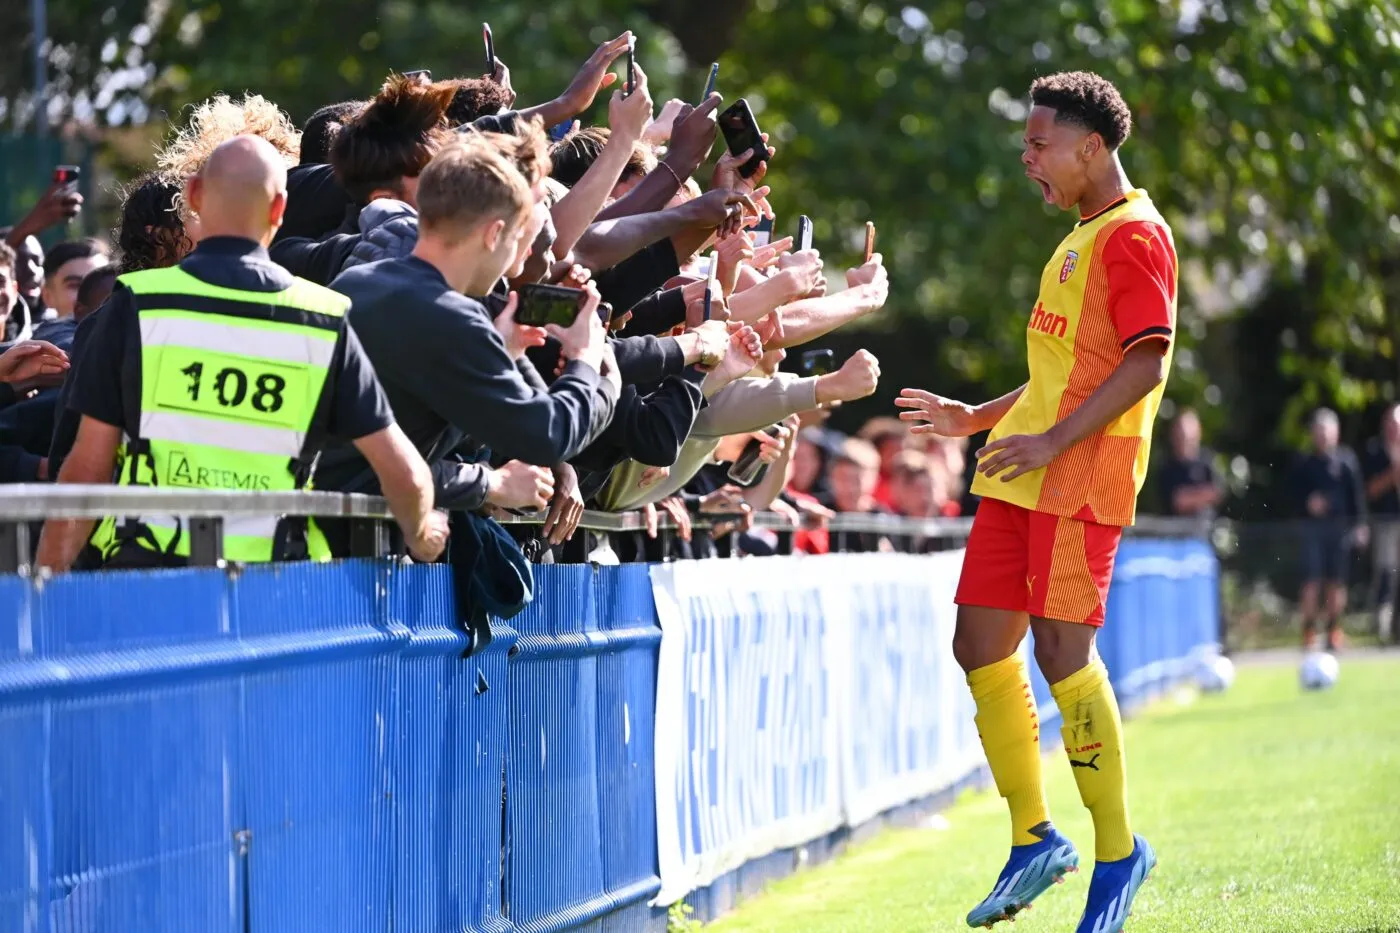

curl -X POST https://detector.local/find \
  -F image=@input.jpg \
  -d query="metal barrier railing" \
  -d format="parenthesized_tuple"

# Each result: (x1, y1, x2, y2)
(0, 484, 1211, 572)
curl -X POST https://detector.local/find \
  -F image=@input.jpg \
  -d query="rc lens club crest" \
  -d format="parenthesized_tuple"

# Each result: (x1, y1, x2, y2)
(1059, 249, 1079, 283)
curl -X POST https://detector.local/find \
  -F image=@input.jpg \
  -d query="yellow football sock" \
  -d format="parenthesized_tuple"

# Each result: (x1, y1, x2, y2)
(1052, 659, 1134, 861)
(968, 653, 1051, 846)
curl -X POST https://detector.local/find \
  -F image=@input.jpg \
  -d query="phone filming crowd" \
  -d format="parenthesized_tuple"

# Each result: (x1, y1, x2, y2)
(0, 30, 974, 602)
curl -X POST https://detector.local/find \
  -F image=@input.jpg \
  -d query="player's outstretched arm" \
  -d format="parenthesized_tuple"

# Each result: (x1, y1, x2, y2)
(977, 341, 1167, 481)
(896, 384, 1026, 438)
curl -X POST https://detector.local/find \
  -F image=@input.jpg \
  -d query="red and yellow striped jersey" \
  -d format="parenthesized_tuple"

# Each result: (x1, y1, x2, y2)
(971, 188, 1177, 526)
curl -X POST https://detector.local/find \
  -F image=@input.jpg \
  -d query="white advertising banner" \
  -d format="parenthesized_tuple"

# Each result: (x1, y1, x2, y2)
(650, 552, 983, 905)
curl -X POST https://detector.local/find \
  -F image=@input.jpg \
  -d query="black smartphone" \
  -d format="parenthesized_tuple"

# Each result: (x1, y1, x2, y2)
(796, 215, 813, 253)
(483, 23, 496, 76)
(864, 221, 876, 263)
(717, 99, 768, 179)
(702, 62, 719, 103)
(53, 165, 81, 187)
(751, 215, 774, 250)
(515, 284, 586, 327)
(800, 349, 836, 376)
(728, 424, 783, 486)
(625, 35, 637, 97)
(597, 301, 614, 327)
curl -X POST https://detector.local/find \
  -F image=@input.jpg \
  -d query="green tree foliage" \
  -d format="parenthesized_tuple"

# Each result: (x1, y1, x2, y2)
(718, 1, 1400, 446)
(4, 0, 1398, 487)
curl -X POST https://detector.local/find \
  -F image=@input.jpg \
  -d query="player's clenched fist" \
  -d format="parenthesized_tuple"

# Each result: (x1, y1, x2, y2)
(895, 388, 982, 437)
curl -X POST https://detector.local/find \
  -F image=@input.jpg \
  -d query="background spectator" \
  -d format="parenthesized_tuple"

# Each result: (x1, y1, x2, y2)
(112, 173, 196, 274)
(1158, 408, 1223, 518)
(1292, 407, 1366, 651)
(0, 244, 19, 341)
(888, 449, 940, 519)
(38, 239, 109, 322)
(1363, 403, 1400, 643)
(828, 436, 886, 553)
(788, 426, 836, 509)
(858, 416, 908, 511)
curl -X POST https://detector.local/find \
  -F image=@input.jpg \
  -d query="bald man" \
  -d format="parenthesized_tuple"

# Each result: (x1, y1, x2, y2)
(38, 135, 448, 572)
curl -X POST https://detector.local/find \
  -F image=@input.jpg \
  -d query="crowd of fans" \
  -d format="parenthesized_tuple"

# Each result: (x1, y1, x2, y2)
(6, 36, 1399, 638)
(0, 36, 925, 578)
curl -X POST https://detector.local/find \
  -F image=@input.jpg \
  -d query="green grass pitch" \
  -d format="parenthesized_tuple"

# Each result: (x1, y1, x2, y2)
(708, 654, 1400, 933)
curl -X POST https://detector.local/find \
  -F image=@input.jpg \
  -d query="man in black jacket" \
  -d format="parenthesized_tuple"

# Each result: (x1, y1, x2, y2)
(320, 135, 616, 522)
(1293, 407, 1367, 651)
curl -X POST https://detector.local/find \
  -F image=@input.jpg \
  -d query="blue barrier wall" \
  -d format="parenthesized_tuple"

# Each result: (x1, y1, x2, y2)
(0, 542, 1216, 932)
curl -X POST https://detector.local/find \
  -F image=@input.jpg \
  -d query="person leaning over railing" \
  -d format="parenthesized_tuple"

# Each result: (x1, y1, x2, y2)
(34, 135, 448, 573)
(315, 134, 615, 535)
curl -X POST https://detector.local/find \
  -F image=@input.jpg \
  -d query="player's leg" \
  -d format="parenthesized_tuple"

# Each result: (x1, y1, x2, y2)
(1323, 525, 1351, 652)
(1299, 581, 1321, 648)
(956, 500, 1079, 928)
(953, 603, 1042, 843)
(1325, 582, 1348, 651)
(1026, 513, 1152, 933)
(1033, 616, 1132, 860)
(1373, 522, 1398, 642)
(1299, 526, 1324, 650)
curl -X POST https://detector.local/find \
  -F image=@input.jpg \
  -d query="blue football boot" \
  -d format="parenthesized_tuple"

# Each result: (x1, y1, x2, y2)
(1073, 834, 1156, 933)
(966, 823, 1080, 928)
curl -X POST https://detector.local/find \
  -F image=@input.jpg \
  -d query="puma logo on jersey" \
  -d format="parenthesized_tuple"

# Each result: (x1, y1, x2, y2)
(1130, 233, 1155, 247)
(1029, 301, 1067, 339)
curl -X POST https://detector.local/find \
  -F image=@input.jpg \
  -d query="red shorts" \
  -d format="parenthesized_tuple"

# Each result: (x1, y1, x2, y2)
(955, 498, 1122, 626)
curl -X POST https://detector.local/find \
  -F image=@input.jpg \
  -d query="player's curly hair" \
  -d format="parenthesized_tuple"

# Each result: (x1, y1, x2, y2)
(1030, 71, 1132, 150)
(156, 93, 300, 179)
(113, 172, 192, 274)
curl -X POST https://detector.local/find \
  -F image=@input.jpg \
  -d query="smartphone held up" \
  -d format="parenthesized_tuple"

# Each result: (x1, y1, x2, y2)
(800, 348, 836, 376)
(53, 166, 82, 223)
(718, 99, 768, 179)
(728, 424, 783, 486)
(514, 284, 588, 328)
(796, 215, 814, 253)
(483, 23, 496, 76)
(625, 35, 637, 97)
(702, 62, 719, 102)
(751, 215, 774, 250)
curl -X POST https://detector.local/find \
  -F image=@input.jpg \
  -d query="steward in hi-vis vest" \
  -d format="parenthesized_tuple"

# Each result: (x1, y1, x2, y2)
(90, 264, 351, 562)
(36, 135, 447, 573)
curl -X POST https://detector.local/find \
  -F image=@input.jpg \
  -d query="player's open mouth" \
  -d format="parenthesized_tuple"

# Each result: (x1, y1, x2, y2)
(1029, 176, 1053, 202)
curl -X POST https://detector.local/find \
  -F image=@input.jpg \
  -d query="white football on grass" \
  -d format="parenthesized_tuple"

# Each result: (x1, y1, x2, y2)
(1299, 651, 1339, 691)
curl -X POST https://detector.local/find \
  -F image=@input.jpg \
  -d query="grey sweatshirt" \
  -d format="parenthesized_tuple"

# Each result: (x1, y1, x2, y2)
(595, 371, 818, 511)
